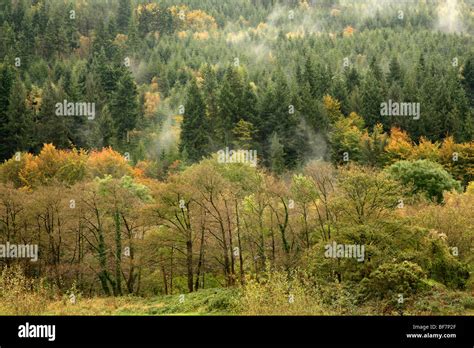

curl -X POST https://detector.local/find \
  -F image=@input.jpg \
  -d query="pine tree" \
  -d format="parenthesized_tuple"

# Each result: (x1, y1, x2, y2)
(201, 64, 219, 150)
(117, 0, 132, 34)
(179, 79, 209, 163)
(259, 71, 302, 168)
(345, 66, 359, 93)
(360, 71, 384, 129)
(232, 119, 255, 150)
(110, 71, 139, 148)
(35, 81, 72, 150)
(329, 74, 348, 114)
(387, 57, 403, 85)
(462, 55, 474, 107)
(100, 105, 115, 147)
(0, 64, 15, 160)
(304, 57, 330, 99)
(6, 78, 32, 154)
(269, 132, 285, 174)
(218, 66, 255, 146)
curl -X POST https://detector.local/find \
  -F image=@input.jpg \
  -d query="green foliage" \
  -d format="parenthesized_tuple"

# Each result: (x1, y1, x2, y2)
(426, 237, 470, 289)
(386, 160, 461, 202)
(0, 0, 472, 316)
(359, 261, 427, 301)
(179, 79, 209, 162)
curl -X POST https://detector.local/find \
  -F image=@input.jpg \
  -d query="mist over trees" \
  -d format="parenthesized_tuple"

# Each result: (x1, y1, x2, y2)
(0, 0, 473, 315)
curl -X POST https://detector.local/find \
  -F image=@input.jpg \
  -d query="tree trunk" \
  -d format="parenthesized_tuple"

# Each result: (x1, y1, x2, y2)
(114, 208, 122, 296)
(235, 200, 244, 285)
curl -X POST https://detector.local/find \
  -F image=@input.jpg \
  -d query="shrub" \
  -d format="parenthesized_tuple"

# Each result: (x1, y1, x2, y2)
(0, 266, 51, 315)
(427, 238, 470, 289)
(359, 261, 427, 301)
(386, 160, 460, 202)
(240, 269, 325, 315)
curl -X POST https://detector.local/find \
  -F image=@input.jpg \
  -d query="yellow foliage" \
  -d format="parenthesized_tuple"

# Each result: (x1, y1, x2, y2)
(87, 147, 134, 179)
(150, 77, 159, 92)
(226, 31, 248, 43)
(249, 22, 268, 36)
(299, 0, 311, 10)
(323, 95, 343, 122)
(193, 31, 210, 40)
(343, 26, 355, 37)
(385, 127, 414, 162)
(413, 137, 440, 161)
(27, 85, 42, 114)
(286, 30, 305, 39)
(137, 3, 161, 16)
(169, 5, 187, 18)
(466, 182, 474, 195)
(144, 88, 160, 117)
(186, 10, 217, 31)
(177, 31, 188, 39)
(18, 144, 87, 187)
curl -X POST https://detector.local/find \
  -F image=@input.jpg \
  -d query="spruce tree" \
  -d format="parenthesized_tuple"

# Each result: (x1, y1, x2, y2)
(462, 55, 474, 107)
(179, 79, 209, 163)
(110, 70, 139, 148)
(117, 0, 132, 34)
(7, 78, 32, 154)
(0, 64, 15, 161)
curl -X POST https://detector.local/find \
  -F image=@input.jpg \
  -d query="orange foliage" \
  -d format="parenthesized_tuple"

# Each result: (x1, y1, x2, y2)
(186, 10, 217, 31)
(193, 31, 210, 40)
(18, 144, 87, 187)
(177, 31, 188, 39)
(87, 147, 134, 179)
(170, 6, 217, 32)
(343, 26, 355, 37)
(385, 127, 414, 162)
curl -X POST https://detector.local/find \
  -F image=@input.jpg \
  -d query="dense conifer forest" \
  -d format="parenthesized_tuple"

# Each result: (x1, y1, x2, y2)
(0, 0, 473, 315)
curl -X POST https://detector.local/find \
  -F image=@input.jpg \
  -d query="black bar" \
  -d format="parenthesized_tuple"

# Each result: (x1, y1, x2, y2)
(0, 316, 472, 346)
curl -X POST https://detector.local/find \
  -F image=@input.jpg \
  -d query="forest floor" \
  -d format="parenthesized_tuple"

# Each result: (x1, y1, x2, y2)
(39, 287, 474, 316)
(44, 288, 239, 316)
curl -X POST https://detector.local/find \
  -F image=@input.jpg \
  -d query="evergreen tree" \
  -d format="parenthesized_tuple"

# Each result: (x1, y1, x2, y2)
(0, 64, 15, 161)
(201, 64, 220, 150)
(269, 132, 285, 174)
(345, 66, 359, 93)
(35, 81, 72, 150)
(387, 57, 403, 85)
(179, 79, 209, 162)
(218, 66, 255, 146)
(117, 0, 132, 34)
(232, 119, 255, 150)
(6, 78, 32, 154)
(110, 71, 139, 148)
(360, 71, 384, 129)
(462, 55, 474, 107)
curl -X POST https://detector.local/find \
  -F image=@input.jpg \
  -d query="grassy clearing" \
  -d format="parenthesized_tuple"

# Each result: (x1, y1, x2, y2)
(42, 288, 240, 316)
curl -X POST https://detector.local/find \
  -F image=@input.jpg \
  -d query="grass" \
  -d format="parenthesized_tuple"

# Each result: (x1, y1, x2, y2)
(43, 288, 240, 316)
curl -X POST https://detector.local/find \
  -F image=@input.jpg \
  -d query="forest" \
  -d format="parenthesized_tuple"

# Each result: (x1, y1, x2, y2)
(0, 0, 473, 315)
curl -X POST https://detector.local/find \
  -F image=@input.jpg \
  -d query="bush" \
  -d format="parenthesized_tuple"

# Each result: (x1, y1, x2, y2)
(359, 261, 427, 301)
(386, 160, 460, 202)
(0, 266, 51, 315)
(427, 239, 470, 289)
(240, 269, 326, 315)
